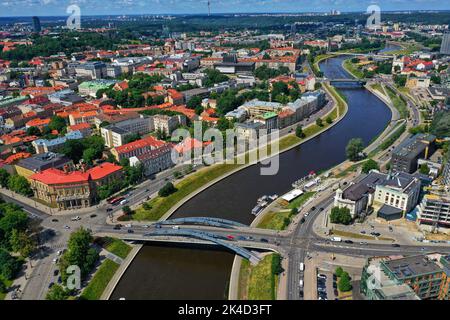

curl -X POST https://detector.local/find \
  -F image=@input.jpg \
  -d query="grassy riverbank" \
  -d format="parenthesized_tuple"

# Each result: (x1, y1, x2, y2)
(238, 254, 281, 300)
(385, 86, 409, 119)
(257, 192, 315, 230)
(81, 259, 120, 300)
(104, 238, 132, 260)
(343, 59, 364, 79)
(133, 83, 347, 222)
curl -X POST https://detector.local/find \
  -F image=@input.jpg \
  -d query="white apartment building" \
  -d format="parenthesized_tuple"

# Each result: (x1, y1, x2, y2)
(101, 116, 154, 148)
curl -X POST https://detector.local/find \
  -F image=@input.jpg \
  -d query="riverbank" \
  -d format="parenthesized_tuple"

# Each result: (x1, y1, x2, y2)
(133, 81, 348, 223)
(100, 243, 143, 300)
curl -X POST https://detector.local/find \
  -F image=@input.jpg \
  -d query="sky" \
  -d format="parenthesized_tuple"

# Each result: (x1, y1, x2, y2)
(0, 0, 449, 17)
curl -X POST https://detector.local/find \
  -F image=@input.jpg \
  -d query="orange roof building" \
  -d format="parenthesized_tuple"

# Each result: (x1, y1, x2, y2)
(111, 136, 166, 161)
(29, 162, 123, 210)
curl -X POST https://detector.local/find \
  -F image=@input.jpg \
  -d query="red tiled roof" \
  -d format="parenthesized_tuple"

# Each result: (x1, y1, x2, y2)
(87, 162, 123, 180)
(68, 123, 91, 131)
(4, 152, 31, 165)
(30, 162, 122, 185)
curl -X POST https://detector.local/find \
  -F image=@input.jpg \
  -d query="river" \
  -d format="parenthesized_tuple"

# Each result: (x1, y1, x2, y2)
(110, 52, 393, 300)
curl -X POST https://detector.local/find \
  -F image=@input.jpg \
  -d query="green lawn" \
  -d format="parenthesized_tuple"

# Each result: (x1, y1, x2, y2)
(257, 192, 315, 230)
(385, 87, 409, 119)
(133, 162, 242, 221)
(257, 210, 292, 230)
(104, 238, 132, 260)
(343, 59, 365, 79)
(287, 192, 316, 209)
(370, 83, 384, 94)
(247, 254, 281, 300)
(80, 259, 119, 300)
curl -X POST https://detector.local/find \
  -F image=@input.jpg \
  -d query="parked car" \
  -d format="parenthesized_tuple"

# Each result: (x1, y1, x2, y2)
(392, 244, 401, 248)
(113, 225, 121, 230)
(260, 238, 269, 243)
(51, 219, 59, 223)
(344, 240, 354, 244)
(127, 229, 134, 234)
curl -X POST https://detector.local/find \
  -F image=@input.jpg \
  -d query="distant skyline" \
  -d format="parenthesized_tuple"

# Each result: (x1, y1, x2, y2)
(1, 0, 450, 17)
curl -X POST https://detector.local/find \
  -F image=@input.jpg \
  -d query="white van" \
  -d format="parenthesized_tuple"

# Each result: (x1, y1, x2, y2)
(299, 263, 305, 272)
(120, 199, 128, 205)
(299, 279, 304, 288)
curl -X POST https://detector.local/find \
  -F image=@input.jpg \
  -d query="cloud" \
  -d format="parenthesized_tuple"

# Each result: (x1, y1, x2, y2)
(0, 0, 448, 16)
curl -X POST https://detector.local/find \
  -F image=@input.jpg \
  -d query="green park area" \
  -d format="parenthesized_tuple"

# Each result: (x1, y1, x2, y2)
(238, 254, 282, 300)
(257, 192, 315, 230)
(104, 238, 132, 260)
(385, 87, 409, 119)
(343, 59, 365, 79)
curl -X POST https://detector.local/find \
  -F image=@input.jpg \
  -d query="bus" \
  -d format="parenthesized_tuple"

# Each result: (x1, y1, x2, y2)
(109, 197, 125, 205)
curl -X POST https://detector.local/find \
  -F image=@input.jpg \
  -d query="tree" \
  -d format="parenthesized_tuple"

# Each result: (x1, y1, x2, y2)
(0, 249, 22, 280)
(346, 138, 364, 162)
(326, 116, 333, 124)
(295, 125, 305, 138)
(82, 148, 98, 165)
(330, 207, 353, 225)
(59, 228, 99, 282)
(26, 126, 41, 137)
(61, 140, 85, 163)
(122, 206, 132, 215)
(419, 164, 430, 175)
(159, 182, 177, 197)
(46, 284, 70, 300)
(48, 116, 67, 133)
(7, 175, 33, 197)
(0, 281, 6, 294)
(430, 111, 450, 138)
(316, 118, 323, 127)
(335, 267, 344, 277)
(338, 272, 352, 292)
(362, 159, 379, 174)
(186, 95, 202, 110)
(10, 229, 35, 258)
(0, 169, 10, 188)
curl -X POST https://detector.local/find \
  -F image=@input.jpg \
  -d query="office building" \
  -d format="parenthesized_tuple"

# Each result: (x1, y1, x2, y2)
(417, 191, 450, 233)
(101, 116, 154, 148)
(129, 144, 174, 176)
(391, 134, 435, 174)
(440, 32, 450, 56)
(32, 16, 41, 33)
(15, 152, 74, 180)
(361, 254, 450, 300)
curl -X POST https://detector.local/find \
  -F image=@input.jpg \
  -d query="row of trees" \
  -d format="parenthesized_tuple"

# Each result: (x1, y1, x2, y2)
(47, 228, 99, 300)
(0, 201, 35, 288)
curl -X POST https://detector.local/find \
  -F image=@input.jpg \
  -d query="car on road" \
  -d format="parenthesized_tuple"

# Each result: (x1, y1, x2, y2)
(51, 219, 59, 223)
(389, 226, 393, 232)
(226, 235, 235, 240)
(155, 224, 162, 229)
(120, 199, 129, 206)
(125, 224, 132, 228)
(299, 290, 304, 298)
(237, 236, 246, 241)
(48, 282, 55, 289)
(143, 225, 150, 229)
(71, 216, 81, 221)
(360, 230, 366, 234)
(90, 214, 97, 218)
(392, 244, 401, 248)
(318, 274, 327, 279)
(311, 207, 316, 211)
(52, 258, 58, 264)
(260, 238, 269, 243)
(371, 232, 381, 237)
(64, 225, 70, 230)
(127, 229, 134, 234)
(106, 208, 113, 212)
(53, 269, 59, 276)
(113, 225, 121, 230)
(344, 240, 354, 244)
